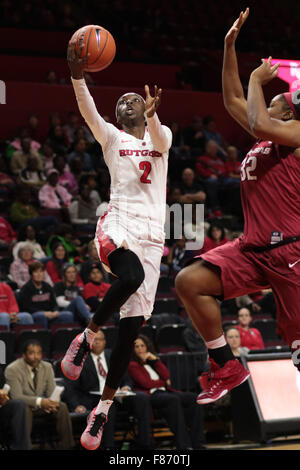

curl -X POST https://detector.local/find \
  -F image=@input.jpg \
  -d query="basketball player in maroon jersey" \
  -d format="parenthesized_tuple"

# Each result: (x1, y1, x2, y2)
(176, 7, 300, 404)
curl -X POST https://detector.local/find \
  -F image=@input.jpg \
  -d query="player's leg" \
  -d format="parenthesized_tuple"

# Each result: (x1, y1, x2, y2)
(61, 248, 145, 381)
(175, 241, 265, 404)
(176, 260, 237, 367)
(80, 316, 144, 450)
(80, 239, 161, 450)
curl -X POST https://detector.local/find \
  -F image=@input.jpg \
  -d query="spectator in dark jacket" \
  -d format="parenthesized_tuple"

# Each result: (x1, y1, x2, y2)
(18, 261, 74, 328)
(54, 263, 91, 326)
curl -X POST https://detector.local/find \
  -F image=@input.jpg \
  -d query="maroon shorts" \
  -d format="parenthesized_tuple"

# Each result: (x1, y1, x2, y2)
(198, 238, 300, 348)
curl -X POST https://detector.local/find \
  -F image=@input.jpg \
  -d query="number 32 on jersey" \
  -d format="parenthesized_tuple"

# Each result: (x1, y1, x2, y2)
(241, 156, 257, 181)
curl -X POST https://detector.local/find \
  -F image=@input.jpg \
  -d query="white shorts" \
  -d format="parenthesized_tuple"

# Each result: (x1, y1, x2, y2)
(94, 209, 165, 321)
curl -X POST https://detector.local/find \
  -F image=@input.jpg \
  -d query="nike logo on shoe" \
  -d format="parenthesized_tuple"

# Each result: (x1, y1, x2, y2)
(288, 259, 300, 268)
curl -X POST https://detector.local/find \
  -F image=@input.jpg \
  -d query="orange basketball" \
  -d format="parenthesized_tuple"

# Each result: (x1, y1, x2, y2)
(70, 25, 116, 72)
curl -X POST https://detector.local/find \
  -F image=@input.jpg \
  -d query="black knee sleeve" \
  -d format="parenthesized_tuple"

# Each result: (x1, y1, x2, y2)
(92, 249, 145, 326)
(109, 248, 145, 293)
(105, 316, 144, 390)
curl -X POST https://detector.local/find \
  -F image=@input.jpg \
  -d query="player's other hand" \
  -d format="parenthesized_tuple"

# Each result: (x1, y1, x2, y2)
(225, 7, 249, 47)
(144, 85, 162, 118)
(67, 41, 89, 79)
(251, 56, 280, 85)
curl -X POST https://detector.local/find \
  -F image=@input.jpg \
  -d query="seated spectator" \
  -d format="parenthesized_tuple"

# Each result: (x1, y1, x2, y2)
(10, 136, 43, 175)
(167, 186, 183, 205)
(46, 69, 58, 84)
(225, 327, 249, 358)
(128, 335, 206, 450)
(38, 168, 72, 210)
(54, 263, 91, 326)
(183, 116, 206, 155)
(79, 240, 110, 284)
(53, 154, 78, 195)
(63, 111, 80, 146)
(27, 113, 42, 144)
(9, 184, 59, 234)
(224, 146, 241, 183)
(46, 242, 70, 284)
(46, 223, 85, 262)
(202, 115, 227, 157)
(0, 282, 33, 330)
(78, 173, 101, 206)
(196, 140, 226, 217)
(67, 138, 95, 172)
(198, 222, 228, 255)
(10, 244, 53, 289)
(0, 154, 16, 199)
(0, 367, 31, 449)
(69, 183, 98, 230)
(83, 264, 111, 312)
(63, 330, 152, 450)
(167, 236, 187, 274)
(74, 125, 96, 147)
(47, 124, 69, 155)
(39, 140, 56, 172)
(4, 339, 75, 449)
(0, 216, 17, 251)
(6, 127, 40, 159)
(236, 308, 265, 350)
(13, 224, 46, 260)
(179, 168, 206, 204)
(69, 156, 84, 186)
(17, 261, 74, 328)
(19, 155, 46, 192)
(168, 121, 191, 176)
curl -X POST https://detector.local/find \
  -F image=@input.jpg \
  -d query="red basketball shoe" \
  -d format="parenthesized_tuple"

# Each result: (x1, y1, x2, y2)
(199, 358, 220, 391)
(197, 359, 250, 404)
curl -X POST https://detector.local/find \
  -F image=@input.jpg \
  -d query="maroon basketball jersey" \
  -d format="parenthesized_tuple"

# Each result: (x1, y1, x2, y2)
(239, 139, 300, 249)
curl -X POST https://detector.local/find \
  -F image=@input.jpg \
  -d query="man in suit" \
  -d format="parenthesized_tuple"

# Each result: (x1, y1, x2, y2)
(64, 329, 152, 449)
(4, 339, 74, 449)
(0, 366, 31, 449)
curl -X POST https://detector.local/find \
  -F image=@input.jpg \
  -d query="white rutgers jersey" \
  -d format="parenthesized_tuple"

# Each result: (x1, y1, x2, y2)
(71, 78, 172, 226)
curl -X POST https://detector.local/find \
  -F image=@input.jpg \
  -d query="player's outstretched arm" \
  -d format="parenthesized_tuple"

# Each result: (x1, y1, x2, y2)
(67, 41, 112, 148)
(222, 7, 256, 137)
(144, 85, 172, 153)
(247, 57, 300, 148)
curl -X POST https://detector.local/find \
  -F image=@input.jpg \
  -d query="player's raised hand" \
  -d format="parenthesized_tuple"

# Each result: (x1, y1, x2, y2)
(251, 56, 280, 85)
(225, 7, 249, 47)
(67, 40, 89, 79)
(144, 85, 162, 118)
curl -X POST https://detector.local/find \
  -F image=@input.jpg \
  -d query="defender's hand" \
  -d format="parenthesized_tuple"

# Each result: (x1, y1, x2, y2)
(225, 8, 249, 47)
(251, 57, 280, 85)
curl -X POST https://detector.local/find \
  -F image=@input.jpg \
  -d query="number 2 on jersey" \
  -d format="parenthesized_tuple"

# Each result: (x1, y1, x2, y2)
(139, 161, 152, 184)
(241, 156, 257, 181)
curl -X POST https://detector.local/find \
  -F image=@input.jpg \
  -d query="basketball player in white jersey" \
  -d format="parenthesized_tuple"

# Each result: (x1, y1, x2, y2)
(61, 41, 172, 450)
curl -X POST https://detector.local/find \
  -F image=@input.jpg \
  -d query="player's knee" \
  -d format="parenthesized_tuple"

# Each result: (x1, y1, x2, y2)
(175, 266, 199, 298)
(123, 266, 145, 293)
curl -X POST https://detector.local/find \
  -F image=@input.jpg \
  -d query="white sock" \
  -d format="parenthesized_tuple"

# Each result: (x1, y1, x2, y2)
(95, 399, 113, 416)
(206, 334, 226, 349)
(80, 328, 96, 345)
